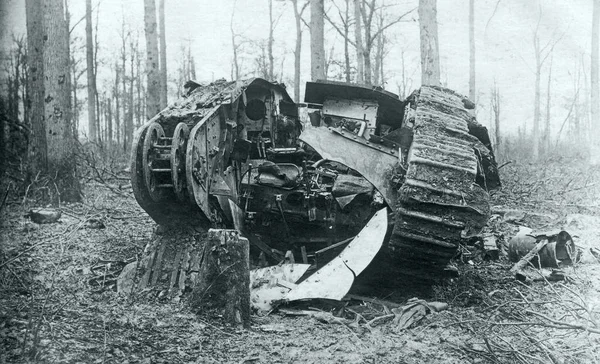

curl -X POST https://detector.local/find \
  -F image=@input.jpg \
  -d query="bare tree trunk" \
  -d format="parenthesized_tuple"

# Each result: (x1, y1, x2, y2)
(310, 0, 326, 81)
(231, 1, 240, 82)
(93, 6, 101, 146)
(107, 97, 112, 143)
(121, 26, 128, 151)
(158, 0, 167, 108)
(292, 0, 303, 102)
(42, 0, 81, 201)
(114, 64, 121, 145)
(544, 55, 552, 153)
(26, 0, 47, 173)
(354, 0, 364, 83)
(468, 0, 476, 102)
(362, 6, 372, 86)
(144, 0, 161, 119)
(128, 38, 135, 151)
(85, 0, 97, 142)
(533, 36, 541, 160)
(344, 0, 351, 83)
(491, 83, 501, 157)
(418, 0, 440, 86)
(190, 229, 250, 328)
(373, 7, 384, 86)
(136, 46, 142, 128)
(190, 54, 196, 79)
(592, 0, 600, 163)
(268, 0, 275, 81)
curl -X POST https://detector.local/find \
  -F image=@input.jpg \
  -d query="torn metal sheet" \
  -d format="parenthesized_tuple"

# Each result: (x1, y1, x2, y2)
(299, 127, 398, 205)
(250, 264, 310, 312)
(285, 208, 387, 302)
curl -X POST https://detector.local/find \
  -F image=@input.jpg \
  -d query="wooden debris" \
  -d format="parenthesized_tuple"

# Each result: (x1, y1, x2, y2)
(190, 229, 250, 328)
(515, 268, 567, 283)
(510, 239, 549, 273)
(25, 208, 61, 224)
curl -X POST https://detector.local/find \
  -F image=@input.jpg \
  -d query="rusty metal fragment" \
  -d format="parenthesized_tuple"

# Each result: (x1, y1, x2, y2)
(508, 230, 576, 268)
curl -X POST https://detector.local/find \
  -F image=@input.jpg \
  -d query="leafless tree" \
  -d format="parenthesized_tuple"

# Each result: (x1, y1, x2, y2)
(354, 0, 364, 83)
(491, 82, 501, 157)
(26, 0, 46, 173)
(159, 0, 167, 108)
(85, 0, 97, 142)
(29, 0, 81, 200)
(591, 0, 600, 163)
(291, 0, 308, 101)
(230, 1, 240, 82)
(418, 0, 440, 86)
(469, 0, 476, 102)
(144, 0, 161, 119)
(310, 0, 326, 81)
(531, 4, 563, 160)
(328, 1, 413, 85)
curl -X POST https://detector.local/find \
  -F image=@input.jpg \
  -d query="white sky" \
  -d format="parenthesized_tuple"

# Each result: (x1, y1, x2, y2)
(0, 0, 595, 138)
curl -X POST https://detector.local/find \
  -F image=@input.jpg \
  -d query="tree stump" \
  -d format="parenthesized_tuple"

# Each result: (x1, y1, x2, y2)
(190, 229, 250, 328)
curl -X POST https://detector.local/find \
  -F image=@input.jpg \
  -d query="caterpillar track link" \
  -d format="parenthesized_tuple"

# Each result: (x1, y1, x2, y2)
(389, 86, 492, 273)
(130, 78, 500, 292)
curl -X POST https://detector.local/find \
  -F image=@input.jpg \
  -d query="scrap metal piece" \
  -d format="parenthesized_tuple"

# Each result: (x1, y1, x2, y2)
(250, 264, 311, 312)
(508, 230, 576, 268)
(300, 127, 399, 204)
(285, 208, 387, 302)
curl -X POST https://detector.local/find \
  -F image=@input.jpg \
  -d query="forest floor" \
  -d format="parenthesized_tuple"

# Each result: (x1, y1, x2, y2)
(1, 158, 600, 364)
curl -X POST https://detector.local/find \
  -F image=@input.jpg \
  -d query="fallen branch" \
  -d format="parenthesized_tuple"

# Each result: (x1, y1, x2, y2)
(0, 182, 11, 213)
(525, 309, 600, 334)
(510, 240, 548, 273)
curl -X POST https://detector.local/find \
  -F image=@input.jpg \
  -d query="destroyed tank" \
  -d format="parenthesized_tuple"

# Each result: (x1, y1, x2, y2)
(131, 78, 500, 282)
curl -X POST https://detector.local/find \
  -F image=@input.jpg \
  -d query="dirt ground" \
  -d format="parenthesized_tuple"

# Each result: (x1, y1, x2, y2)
(2, 160, 600, 364)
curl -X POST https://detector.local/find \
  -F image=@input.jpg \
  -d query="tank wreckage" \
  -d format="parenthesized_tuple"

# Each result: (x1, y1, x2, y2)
(130, 78, 500, 292)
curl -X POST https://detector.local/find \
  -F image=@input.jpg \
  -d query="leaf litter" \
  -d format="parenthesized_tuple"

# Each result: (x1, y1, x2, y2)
(1, 160, 600, 363)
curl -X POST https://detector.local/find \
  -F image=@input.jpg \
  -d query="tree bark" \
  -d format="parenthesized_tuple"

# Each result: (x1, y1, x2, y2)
(144, 0, 161, 119)
(533, 35, 541, 160)
(158, 0, 168, 109)
(310, 0, 326, 81)
(468, 0, 476, 102)
(114, 64, 121, 145)
(85, 0, 97, 143)
(42, 0, 81, 202)
(292, 0, 303, 102)
(190, 229, 250, 327)
(268, 0, 275, 81)
(491, 83, 501, 157)
(121, 26, 128, 150)
(107, 97, 112, 143)
(344, 0, 351, 83)
(128, 38, 135, 151)
(26, 0, 47, 174)
(354, 0, 364, 83)
(230, 1, 240, 82)
(592, 0, 600, 164)
(544, 55, 552, 153)
(418, 0, 440, 86)
(373, 6, 384, 86)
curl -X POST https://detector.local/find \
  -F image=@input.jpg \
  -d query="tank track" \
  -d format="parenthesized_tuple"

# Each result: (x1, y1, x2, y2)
(388, 86, 491, 272)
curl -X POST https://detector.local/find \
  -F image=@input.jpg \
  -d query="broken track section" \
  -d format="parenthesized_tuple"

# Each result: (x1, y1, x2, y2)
(389, 86, 491, 272)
